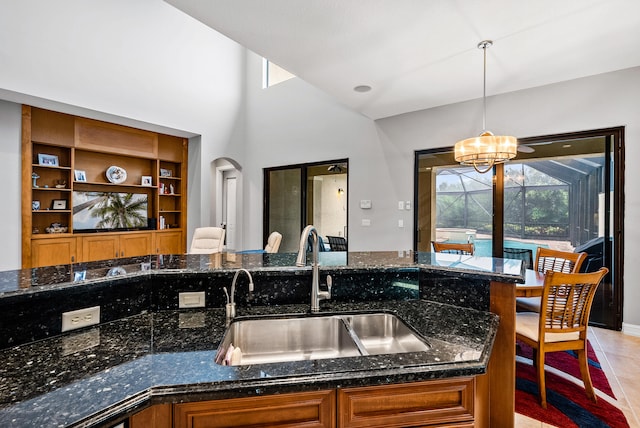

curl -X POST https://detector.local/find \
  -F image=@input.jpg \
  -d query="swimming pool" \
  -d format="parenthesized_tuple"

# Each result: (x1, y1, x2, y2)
(471, 239, 547, 258)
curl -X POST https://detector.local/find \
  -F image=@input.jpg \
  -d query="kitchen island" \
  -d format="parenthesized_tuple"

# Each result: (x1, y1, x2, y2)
(0, 251, 523, 427)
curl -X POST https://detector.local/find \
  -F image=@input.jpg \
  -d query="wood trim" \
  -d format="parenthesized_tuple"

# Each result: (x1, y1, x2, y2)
(488, 280, 516, 428)
(75, 117, 158, 158)
(21, 106, 33, 268)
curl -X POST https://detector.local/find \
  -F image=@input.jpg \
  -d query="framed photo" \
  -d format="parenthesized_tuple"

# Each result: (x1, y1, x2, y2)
(160, 168, 172, 177)
(74, 170, 87, 182)
(141, 176, 153, 186)
(32, 200, 41, 211)
(38, 154, 59, 167)
(51, 199, 68, 210)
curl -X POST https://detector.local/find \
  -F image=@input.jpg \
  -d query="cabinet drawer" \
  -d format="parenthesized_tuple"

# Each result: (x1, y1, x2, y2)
(338, 378, 474, 428)
(174, 390, 335, 428)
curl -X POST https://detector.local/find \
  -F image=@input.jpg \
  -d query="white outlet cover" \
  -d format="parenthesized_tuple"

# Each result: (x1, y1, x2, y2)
(62, 306, 100, 332)
(360, 199, 372, 209)
(361, 219, 371, 226)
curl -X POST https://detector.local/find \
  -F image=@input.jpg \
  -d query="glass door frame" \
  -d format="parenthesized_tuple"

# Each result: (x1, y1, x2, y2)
(264, 158, 349, 250)
(414, 127, 625, 329)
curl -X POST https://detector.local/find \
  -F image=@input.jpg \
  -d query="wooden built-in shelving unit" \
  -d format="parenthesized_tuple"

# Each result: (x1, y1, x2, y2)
(21, 106, 188, 268)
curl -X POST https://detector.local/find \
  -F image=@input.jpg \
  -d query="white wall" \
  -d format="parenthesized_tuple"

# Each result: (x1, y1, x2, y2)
(242, 57, 639, 325)
(0, 101, 22, 270)
(0, 0, 246, 265)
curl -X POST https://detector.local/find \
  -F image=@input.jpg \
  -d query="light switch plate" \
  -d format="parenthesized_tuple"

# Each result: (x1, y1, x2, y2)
(179, 291, 206, 308)
(360, 199, 372, 209)
(362, 219, 371, 226)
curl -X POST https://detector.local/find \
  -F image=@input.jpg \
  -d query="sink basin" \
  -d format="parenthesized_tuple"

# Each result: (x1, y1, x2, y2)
(216, 312, 430, 366)
(216, 316, 361, 365)
(344, 313, 430, 354)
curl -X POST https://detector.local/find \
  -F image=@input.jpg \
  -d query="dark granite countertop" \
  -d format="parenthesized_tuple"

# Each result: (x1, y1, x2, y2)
(0, 299, 498, 428)
(0, 251, 524, 298)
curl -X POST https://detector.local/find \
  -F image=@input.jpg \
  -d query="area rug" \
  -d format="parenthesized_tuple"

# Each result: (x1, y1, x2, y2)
(516, 340, 630, 427)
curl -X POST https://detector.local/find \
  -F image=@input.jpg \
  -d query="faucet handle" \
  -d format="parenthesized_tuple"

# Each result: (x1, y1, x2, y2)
(325, 275, 332, 294)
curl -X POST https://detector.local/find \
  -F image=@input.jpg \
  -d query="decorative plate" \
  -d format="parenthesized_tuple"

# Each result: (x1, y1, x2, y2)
(106, 267, 127, 277)
(106, 165, 127, 184)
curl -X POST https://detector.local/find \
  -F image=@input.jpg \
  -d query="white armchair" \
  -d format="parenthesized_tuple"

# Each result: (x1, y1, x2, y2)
(189, 227, 225, 254)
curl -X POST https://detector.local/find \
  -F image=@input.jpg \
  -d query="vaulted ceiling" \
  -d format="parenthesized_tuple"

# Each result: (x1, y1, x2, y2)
(166, 0, 640, 120)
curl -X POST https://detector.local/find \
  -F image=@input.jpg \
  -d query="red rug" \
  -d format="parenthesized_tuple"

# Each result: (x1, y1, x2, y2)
(516, 340, 630, 427)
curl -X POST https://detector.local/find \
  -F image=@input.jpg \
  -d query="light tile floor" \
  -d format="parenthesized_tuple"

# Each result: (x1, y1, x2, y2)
(516, 327, 640, 427)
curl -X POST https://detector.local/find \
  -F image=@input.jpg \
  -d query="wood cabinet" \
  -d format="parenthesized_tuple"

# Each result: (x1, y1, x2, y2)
(130, 403, 172, 428)
(173, 390, 336, 428)
(22, 106, 188, 267)
(136, 377, 476, 428)
(338, 378, 475, 428)
(31, 236, 78, 266)
(155, 230, 183, 254)
(81, 232, 153, 262)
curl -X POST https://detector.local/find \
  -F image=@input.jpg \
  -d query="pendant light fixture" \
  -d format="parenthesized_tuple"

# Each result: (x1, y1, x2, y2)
(454, 40, 517, 173)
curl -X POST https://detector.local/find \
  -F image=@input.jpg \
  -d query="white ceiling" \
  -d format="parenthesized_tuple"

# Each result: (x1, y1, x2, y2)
(165, 0, 640, 120)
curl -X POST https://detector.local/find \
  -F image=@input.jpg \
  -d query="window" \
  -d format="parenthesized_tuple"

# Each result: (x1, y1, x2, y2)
(262, 59, 296, 88)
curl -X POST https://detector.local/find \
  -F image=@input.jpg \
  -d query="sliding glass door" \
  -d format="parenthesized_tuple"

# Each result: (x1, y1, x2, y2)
(415, 128, 624, 329)
(265, 159, 348, 253)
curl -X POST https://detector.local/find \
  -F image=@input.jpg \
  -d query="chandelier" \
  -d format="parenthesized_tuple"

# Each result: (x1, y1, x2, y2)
(454, 40, 517, 173)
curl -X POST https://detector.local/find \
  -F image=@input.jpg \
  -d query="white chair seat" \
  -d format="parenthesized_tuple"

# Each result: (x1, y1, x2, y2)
(515, 312, 580, 343)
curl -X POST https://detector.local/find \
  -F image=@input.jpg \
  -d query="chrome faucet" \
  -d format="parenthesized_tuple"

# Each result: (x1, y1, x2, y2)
(223, 268, 254, 325)
(296, 225, 332, 312)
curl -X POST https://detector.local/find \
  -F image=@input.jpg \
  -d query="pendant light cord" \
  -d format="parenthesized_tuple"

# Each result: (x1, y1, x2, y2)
(482, 43, 487, 132)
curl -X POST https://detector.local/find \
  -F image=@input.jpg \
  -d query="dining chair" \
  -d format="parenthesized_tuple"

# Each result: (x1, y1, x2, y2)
(189, 227, 225, 254)
(503, 247, 533, 269)
(432, 241, 474, 255)
(516, 248, 588, 312)
(326, 235, 347, 251)
(515, 267, 608, 408)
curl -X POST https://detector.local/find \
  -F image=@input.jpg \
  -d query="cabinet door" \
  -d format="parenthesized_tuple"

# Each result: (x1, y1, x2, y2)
(338, 378, 475, 428)
(31, 238, 77, 267)
(119, 233, 152, 258)
(174, 390, 335, 428)
(130, 403, 171, 428)
(155, 231, 183, 254)
(82, 235, 120, 262)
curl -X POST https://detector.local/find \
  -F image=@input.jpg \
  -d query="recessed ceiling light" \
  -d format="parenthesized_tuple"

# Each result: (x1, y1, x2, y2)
(353, 85, 372, 93)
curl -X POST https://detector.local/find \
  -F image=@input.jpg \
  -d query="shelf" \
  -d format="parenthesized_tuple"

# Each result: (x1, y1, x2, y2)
(32, 164, 72, 170)
(73, 181, 157, 189)
(32, 187, 71, 192)
(159, 210, 180, 213)
(33, 210, 71, 214)
(159, 176, 181, 181)
(159, 193, 181, 197)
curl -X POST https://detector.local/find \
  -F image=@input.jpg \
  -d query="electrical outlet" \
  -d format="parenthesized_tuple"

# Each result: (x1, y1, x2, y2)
(62, 306, 100, 332)
(179, 291, 206, 308)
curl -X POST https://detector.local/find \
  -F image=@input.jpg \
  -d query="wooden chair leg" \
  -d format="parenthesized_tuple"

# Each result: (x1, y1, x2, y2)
(578, 348, 597, 402)
(535, 348, 547, 408)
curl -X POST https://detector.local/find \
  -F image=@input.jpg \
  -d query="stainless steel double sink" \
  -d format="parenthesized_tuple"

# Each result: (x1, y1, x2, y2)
(215, 312, 430, 366)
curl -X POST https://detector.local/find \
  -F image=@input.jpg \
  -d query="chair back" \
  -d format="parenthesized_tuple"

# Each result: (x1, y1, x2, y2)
(264, 231, 282, 253)
(535, 247, 587, 274)
(189, 227, 225, 254)
(326, 235, 347, 251)
(539, 268, 608, 339)
(503, 248, 533, 269)
(432, 241, 474, 255)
